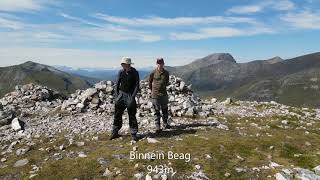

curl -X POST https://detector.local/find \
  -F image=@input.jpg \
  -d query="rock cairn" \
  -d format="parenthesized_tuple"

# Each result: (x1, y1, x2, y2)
(61, 76, 215, 118)
(0, 84, 63, 126)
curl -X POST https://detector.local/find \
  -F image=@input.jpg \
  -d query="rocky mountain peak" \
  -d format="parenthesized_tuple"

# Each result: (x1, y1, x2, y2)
(204, 53, 236, 63)
(19, 61, 66, 75)
(265, 56, 283, 64)
(184, 53, 236, 70)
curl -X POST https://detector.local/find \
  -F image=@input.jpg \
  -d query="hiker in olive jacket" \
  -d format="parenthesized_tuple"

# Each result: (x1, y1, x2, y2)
(149, 58, 171, 133)
(110, 57, 140, 141)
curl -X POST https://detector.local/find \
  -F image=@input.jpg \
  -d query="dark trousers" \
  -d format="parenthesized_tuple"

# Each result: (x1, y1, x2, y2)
(113, 91, 138, 135)
(152, 95, 169, 128)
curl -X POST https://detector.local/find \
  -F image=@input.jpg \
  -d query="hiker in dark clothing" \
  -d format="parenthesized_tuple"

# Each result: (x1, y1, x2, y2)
(110, 57, 140, 141)
(149, 58, 171, 133)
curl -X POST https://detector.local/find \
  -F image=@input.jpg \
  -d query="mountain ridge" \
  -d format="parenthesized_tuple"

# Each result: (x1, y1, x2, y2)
(0, 61, 93, 98)
(168, 52, 320, 107)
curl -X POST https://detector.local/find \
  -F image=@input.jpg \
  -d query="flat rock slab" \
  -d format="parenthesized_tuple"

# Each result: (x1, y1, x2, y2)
(13, 159, 29, 167)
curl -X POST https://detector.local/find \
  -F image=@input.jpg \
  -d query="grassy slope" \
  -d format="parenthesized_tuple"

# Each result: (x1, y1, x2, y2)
(1, 110, 319, 179)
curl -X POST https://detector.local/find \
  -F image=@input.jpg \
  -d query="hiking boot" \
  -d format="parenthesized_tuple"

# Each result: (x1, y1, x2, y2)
(155, 123, 161, 133)
(163, 123, 171, 129)
(132, 134, 140, 141)
(109, 132, 120, 140)
(155, 128, 162, 133)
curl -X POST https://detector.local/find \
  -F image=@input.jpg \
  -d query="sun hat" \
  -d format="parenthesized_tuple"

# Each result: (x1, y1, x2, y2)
(121, 57, 133, 65)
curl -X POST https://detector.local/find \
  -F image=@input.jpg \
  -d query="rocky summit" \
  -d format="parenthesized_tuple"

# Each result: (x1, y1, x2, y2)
(0, 75, 319, 179)
(61, 76, 213, 118)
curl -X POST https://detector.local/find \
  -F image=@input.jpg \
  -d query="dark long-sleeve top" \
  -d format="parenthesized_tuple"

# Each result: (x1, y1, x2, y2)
(115, 67, 140, 97)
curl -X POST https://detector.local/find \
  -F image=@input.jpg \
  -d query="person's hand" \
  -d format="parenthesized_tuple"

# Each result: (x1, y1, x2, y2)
(115, 93, 122, 103)
(128, 95, 134, 106)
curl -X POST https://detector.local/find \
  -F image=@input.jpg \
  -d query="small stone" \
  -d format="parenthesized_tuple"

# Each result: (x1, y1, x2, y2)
(211, 98, 217, 103)
(14, 159, 29, 167)
(133, 146, 138, 151)
(205, 154, 212, 159)
(29, 174, 38, 179)
(76, 142, 85, 147)
(145, 174, 152, 180)
(269, 161, 282, 168)
(314, 165, 320, 175)
(305, 142, 312, 146)
(78, 152, 87, 158)
(134, 163, 139, 169)
(224, 172, 231, 178)
(235, 167, 247, 173)
(97, 158, 110, 166)
(147, 137, 159, 143)
(275, 172, 290, 180)
(134, 172, 144, 180)
(160, 174, 168, 180)
(223, 97, 233, 105)
(16, 148, 27, 156)
(195, 165, 201, 170)
(103, 168, 112, 177)
(92, 136, 99, 141)
(59, 145, 66, 151)
(179, 81, 186, 90)
(11, 118, 22, 131)
(53, 153, 63, 160)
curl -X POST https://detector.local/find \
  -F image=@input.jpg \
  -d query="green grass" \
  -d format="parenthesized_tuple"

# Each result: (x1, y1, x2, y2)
(1, 114, 320, 179)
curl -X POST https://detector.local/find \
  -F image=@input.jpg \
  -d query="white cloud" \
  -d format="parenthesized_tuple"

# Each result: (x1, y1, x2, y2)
(74, 25, 162, 42)
(227, 5, 263, 14)
(59, 13, 162, 42)
(59, 13, 102, 27)
(0, 12, 162, 44)
(171, 27, 274, 40)
(227, 0, 295, 14)
(0, 0, 55, 12)
(0, 47, 211, 68)
(281, 10, 320, 29)
(272, 0, 296, 11)
(0, 17, 24, 29)
(93, 13, 258, 26)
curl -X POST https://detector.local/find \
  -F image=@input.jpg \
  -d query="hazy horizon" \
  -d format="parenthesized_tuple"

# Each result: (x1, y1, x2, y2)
(0, 0, 319, 68)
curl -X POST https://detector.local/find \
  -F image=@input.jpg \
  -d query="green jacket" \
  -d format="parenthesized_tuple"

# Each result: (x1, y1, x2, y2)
(149, 69, 170, 98)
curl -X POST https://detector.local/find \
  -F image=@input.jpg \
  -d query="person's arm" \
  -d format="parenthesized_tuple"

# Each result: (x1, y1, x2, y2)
(132, 70, 140, 97)
(115, 70, 122, 95)
(165, 71, 170, 86)
(148, 71, 154, 90)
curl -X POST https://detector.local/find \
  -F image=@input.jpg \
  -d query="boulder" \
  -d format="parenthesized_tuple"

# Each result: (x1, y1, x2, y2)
(223, 97, 233, 105)
(0, 110, 14, 126)
(314, 165, 320, 176)
(11, 118, 23, 131)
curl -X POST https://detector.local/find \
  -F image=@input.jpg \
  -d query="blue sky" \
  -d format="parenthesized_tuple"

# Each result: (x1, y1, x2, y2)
(0, 0, 319, 68)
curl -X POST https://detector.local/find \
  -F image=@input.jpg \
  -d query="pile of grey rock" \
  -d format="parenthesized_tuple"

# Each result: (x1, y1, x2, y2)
(61, 76, 215, 118)
(138, 76, 214, 118)
(61, 80, 115, 114)
(276, 166, 320, 180)
(0, 84, 63, 126)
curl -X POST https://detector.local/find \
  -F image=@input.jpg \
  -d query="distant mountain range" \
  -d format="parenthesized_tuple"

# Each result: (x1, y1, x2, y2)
(1, 52, 319, 107)
(0, 62, 153, 98)
(167, 52, 320, 108)
(54, 65, 153, 82)
(0, 61, 92, 97)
